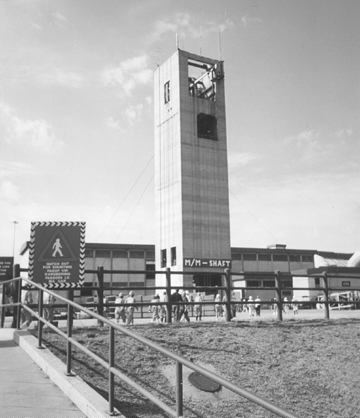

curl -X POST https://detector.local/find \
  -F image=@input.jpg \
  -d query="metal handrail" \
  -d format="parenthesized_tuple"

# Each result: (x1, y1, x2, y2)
(1, 275, 297, 418)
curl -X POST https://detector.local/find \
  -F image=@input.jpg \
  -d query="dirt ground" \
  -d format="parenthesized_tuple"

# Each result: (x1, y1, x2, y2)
(38, 316, 360, 418)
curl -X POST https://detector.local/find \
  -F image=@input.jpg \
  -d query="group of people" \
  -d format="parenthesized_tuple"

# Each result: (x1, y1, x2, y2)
(214, 292, 238, 320)
(170, 289, 204, 322)
(20, 289, 56, 329)
(114, 291, 138, 325)
(272, 297, 299, 315)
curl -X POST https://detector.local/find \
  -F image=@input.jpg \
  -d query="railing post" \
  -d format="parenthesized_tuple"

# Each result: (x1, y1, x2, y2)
(97, 266, 104, 326)
(274, 271, 283, 322)
(166, 268, 172, 324)
(322, 272, 330, 320)
(37, 288, 44, 349)
(175, 361, 183, 417)
(224, 268, 232, 322)
(66, 289, 74, 376)
(140, 295, 144, 318)
(108, 327, 115, 415)
(0, 282, 5, 328)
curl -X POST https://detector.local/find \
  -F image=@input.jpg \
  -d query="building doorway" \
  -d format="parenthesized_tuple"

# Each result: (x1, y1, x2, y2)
(193, 273, 222, 295)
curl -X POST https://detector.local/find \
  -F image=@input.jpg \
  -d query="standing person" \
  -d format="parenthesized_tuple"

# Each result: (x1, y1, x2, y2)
(283, 297, 289, 313)
(180, 291, 191, 322)
(241, 298, 247, 314)
(272, 298, 279, 316)
(148, 294, 161, 323)
(114, 293, 126, 324)
(231, 291, 237, 318)
(125, 291, 137, 325)
(171, 289, 183, 321)
(159, 291, 168, 323)
(21, 288, 33, 328)
(194, 292, 203, 321)
(255, 296, 261, 317)
(214, 293, 223, 320)
(44, 292, 56, 324)
(292, 298, 299, 315)
(247, 296, 255, 318)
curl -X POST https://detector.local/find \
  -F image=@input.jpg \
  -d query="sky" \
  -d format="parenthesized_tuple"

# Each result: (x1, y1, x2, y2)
(1, 0, 359, 265)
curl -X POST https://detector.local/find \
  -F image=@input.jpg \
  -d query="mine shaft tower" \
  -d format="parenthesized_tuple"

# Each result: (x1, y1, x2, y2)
(154, 49, 231, 290)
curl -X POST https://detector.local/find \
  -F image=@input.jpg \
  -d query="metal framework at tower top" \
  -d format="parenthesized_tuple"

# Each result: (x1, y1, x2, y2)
(188, 58, 224, 101)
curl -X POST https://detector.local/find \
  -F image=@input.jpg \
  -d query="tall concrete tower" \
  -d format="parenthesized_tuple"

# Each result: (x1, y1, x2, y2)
(154, 49, 231, 290)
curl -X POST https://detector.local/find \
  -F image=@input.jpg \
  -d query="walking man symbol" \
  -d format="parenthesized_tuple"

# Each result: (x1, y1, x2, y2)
(52, 238, 63, 257)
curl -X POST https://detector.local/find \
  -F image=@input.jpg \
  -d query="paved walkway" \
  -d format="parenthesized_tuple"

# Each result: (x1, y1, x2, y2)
(0, 330, 85, 418)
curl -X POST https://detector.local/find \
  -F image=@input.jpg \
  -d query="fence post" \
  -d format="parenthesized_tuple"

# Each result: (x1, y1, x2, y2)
(66, 289, 74, 376)
(15, 265, 22, 329)
(37, 288, 44, 349)
(108, 327, 115, 415)
(175, 361, 183, 417)
(274, 271, 283, 322)
(166, 268, 172, 324)
(140, 296, 144, 318)
(322, 272, 330, 320)
(224, 268, 232, 322)
(97, 267, 104, 326)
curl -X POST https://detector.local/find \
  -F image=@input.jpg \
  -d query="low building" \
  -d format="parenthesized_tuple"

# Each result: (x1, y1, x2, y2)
(80, 243, 352, 301)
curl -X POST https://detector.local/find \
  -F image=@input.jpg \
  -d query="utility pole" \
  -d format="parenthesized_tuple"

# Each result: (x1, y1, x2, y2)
(12, 220, 18, 278)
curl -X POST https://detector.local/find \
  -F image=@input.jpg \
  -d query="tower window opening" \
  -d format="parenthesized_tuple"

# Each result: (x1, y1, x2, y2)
(161, 249, 167, 268)
(197, 113, 217, 140)
(164, 81, 170, 104)
(171, 246, 177, 266)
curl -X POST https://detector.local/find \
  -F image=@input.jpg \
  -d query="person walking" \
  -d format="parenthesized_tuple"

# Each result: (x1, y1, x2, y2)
(247, 296, 255, 318)
(159, 291, 168, 323)
(21, 289, 34, 328)
(149, 294, 161, 323)
(255, 296, 261, 317)
(125, 291, 137, 325)
(44, 292, 56, 325)
(194, 292, 203, 321)
(292, 298, 299, 315)
(114, 293, 126, 324)
(180, 291, 191, 322)
(214, 292, 223, 320)
(171, 289, 183, 321)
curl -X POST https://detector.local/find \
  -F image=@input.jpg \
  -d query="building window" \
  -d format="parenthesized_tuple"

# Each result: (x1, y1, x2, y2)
(302, 255, 313, 263)
(161, 249, 167, 268)
(171, 246, 177, 266)
(263, 280, 275, 288)
(282, 279, 293, 289)
(113, 250, 127, 258)
(145, 263, 155, 280)
(85, 249, 93, 258)
(197, 113, 217, 140)
(258, 254, 271, 261)
(273, 254, 288, 262)
(95, 250, 110, 258)
(164, 81, 170, 103)
(80, 283, 93, 297)
(243, 253, 257, 261)
(130, 251, 144, 259)
(247, 280, 261, 287)
(231, 253, 242, 260)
